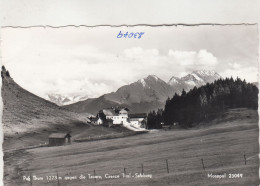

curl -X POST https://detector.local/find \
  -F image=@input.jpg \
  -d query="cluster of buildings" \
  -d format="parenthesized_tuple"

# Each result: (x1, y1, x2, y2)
(89, 107, 147, 129)
(48, 107, 147, 147)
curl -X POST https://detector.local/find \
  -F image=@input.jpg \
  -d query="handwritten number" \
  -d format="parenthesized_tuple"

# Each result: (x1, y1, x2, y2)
(117, 31, 144, 39)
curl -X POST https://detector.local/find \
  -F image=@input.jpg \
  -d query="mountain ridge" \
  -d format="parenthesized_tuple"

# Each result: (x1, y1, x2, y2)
(64, 70, 222, 114)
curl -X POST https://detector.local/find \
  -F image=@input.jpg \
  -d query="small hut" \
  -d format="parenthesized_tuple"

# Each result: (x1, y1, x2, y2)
(48, 133, 71, 146)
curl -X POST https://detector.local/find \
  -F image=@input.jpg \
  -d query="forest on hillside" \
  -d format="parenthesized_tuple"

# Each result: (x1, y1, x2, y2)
(147, 77, 258, 129)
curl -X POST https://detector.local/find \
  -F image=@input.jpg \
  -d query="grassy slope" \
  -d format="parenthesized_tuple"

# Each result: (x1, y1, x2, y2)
(1, 74, 91, 134)
(4, 108, 259, 186)
(1, 73, 133, 150)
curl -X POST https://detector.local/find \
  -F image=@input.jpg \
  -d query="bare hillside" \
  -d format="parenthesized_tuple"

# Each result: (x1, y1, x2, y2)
(1, 66, 132, 150)
(1, 66, 91, 135)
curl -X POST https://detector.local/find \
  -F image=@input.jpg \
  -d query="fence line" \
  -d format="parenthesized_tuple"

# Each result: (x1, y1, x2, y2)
(33, 152, 255, 185)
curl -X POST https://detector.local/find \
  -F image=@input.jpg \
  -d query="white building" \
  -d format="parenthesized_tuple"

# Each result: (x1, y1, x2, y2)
(129, 113, 147, 128)
(97, 107, 129, 125)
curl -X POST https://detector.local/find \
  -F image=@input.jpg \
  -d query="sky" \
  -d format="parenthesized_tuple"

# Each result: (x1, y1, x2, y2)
(1, 25, 258, 99)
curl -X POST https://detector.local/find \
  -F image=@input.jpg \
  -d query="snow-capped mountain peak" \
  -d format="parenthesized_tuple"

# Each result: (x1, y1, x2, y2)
(47, 93, 88, 106)
(137, 75, 162, 88)
(193, 70, 217, 76)
(168, 76, 181, 85)
(168, 70, 222, 91)
(188, 73, 204, 82)
(146, 75, 159, 81)
(182, 74, 203, 82)
(138, 78, 147, 87)
(191, 70, 221, 83)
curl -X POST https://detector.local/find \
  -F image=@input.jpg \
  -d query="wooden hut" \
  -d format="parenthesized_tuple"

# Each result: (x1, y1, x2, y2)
(48, 133, 71, 146)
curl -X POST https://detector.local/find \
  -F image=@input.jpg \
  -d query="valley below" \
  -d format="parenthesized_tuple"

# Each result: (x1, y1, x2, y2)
(4, 108, 259, 186)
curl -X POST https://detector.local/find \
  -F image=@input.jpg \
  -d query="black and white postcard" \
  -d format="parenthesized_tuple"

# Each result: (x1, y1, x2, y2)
(1, 24, 259, 185)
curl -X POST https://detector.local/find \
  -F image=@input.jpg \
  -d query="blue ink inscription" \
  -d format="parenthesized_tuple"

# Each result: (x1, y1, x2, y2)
(117, 31, 145, 39)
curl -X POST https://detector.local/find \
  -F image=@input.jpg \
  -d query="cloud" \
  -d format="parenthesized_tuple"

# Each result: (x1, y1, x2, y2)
(124, 47, 159, 58)
(168, 50, 197, 65)
(197, 49, 218, 66)
(228, 62, 241, 69)
(168, 49, 218, 68)
(220, 67, 258, 82)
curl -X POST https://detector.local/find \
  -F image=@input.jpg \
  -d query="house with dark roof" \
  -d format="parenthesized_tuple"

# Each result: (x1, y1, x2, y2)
(129, 113, 147, 128)
(89, 116, 103, 125)
(48, 133, 71, 146)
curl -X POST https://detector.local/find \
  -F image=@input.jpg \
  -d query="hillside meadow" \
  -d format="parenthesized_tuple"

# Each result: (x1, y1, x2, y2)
(4, 108, 259, 186)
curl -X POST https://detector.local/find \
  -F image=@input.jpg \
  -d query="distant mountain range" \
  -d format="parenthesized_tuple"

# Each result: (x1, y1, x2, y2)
(63, 70, 221, 115)
(169, 70, 221, 89)
(47, 93, 88, 106)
